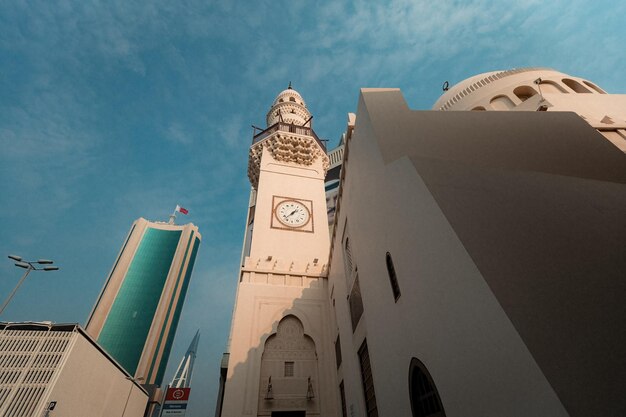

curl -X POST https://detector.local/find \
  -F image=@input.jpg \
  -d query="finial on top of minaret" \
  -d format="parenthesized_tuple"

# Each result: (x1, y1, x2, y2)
(266, 83, 311, 127)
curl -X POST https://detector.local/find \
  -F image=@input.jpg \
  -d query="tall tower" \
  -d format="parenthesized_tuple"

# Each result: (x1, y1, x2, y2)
(86, 217, 201, 388)
(219, 86, 339, 417)
(171, 330, 200, 388)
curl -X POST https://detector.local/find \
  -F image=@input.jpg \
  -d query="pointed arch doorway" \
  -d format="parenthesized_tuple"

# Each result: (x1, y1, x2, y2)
(258, 315, 319, 416)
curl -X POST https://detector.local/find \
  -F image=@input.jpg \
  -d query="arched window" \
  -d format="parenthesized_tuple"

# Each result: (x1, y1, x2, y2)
(583, 80, 606, 94)
(539, 80, 568, 94)
(344, 237, 353, 275)
(489, 95, 515, 110)
(513, 85, 538, 102)
(562, 78, 592, 93)
(386, 252, 401, 301)
(409, 358, 446, 417)
(289, 97, 296, 102)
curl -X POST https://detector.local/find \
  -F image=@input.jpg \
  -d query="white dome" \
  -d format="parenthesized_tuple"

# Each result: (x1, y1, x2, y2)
(430, 68, 616, 129)
(432, 67, 575, 110)
(266, 84, 312, 127)
(433, 71, 501, 109)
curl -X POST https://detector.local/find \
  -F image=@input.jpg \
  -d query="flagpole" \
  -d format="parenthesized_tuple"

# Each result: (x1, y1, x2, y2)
(168, 208, 177, 225)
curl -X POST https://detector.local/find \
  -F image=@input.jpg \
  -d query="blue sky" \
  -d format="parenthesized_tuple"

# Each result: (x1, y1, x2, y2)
(1, 0, 624, 415)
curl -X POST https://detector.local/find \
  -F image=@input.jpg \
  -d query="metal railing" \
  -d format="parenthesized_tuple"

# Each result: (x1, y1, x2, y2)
(252, 122, 326, 151)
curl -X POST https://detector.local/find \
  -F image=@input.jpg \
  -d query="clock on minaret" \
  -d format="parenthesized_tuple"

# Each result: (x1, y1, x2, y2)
(220, 84, 336, 417)
(271, 196, 314, 232)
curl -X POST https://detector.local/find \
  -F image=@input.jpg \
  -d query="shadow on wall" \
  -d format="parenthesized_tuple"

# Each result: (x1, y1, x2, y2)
(219, 284, 331, 417)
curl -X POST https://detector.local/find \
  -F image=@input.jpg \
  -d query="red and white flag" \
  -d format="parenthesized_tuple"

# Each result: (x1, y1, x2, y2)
(175, 205, 189, 215)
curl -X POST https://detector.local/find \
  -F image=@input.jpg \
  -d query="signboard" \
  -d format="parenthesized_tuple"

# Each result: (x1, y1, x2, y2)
(165, 388, 190, 402)
(161, 403, 187, 416)
(160, 387, 191, 417)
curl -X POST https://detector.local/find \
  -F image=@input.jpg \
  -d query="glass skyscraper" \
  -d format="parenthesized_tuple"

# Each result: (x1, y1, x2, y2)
(86, 217, 201, 387)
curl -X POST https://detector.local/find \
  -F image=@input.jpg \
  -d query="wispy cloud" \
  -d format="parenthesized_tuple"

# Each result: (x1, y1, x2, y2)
(2, 1, 625, 416)
(165, 122, 194, 145)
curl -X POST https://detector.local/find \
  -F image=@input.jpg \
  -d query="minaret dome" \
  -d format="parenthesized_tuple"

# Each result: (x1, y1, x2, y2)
(266, 84, 312, 127)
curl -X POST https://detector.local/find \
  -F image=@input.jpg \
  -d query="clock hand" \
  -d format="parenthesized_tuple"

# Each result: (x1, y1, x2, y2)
(286, 209, 298, 218)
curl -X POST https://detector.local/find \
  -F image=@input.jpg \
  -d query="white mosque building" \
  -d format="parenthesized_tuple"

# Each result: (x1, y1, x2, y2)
(216, 68, 626, 417)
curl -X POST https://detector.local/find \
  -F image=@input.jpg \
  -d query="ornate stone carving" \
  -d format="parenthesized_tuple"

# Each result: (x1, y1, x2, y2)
(264, 316, 317, 359)
(258, 316, 319, 415)
(248, 133, 330, 187)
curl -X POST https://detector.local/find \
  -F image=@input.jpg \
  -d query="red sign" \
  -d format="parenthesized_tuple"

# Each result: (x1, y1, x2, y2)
(165, 387, 190, 402)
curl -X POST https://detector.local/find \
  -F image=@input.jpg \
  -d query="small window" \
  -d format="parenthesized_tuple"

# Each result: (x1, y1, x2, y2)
(348, 276, 364, 332)
(358, 340, 378, 417)
(386, 252, 401, 301)
(489, 95, 515, 110)
(562, 78, 592, 93)
(284, 361, 294, 377)
(339, 381, 348, 417)
(583, 80, 606, 94)
(539, 80, 568, 94)
(289, 97, 296, 102)
(409, 358, 446, 417)
(335, 335, 342, 368)
(513, 85, 538, 102)
(344, 237, 354, 276)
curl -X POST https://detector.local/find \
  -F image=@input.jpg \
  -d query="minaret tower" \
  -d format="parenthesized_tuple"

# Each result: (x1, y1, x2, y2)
(219, 86, 339, 417)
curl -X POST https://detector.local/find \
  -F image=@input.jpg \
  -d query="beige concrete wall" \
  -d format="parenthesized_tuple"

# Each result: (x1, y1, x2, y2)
(250, 146, 330, 263)
(44, 334, 147, 417)
(221, 274, 338, 417)
(222, 123, 337, 415)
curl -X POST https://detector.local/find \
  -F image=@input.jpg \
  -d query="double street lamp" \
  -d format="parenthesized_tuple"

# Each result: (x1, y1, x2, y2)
(1, 255, 59, 316)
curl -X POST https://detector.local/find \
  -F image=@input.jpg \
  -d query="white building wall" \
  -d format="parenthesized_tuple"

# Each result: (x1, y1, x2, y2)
(327, 90, 569, 417)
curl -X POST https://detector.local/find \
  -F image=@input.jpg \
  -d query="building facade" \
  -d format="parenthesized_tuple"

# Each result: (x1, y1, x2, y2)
(219, 70, 626, 417)
(219, 86, 339, 417)
(86, 217, 201, 389)
(0, 322, 148, 417)
(328, 71, 626, 417)
(433, 67, 626, 152)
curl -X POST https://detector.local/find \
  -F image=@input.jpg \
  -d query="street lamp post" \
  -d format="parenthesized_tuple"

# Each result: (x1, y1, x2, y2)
(1, 255, 59, 316)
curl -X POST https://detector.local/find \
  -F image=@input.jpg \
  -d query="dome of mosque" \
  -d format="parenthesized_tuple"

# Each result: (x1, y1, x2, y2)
(432, 67, 608, 111)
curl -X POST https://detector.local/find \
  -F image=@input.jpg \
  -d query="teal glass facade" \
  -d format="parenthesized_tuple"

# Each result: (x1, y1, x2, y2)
(148, 234, 200, 384)
(97, 227, 182, 376)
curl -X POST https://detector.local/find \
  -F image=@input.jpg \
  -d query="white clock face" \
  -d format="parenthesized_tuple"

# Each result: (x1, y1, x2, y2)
(275, 200, 310, 228)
